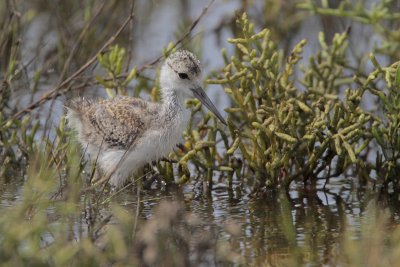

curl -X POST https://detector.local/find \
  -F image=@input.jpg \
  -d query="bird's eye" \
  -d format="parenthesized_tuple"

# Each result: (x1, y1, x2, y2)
(178, 73, 189, 80)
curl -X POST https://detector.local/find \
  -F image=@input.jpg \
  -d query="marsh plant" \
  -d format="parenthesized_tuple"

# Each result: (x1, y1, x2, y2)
(156, 12, 400, 194)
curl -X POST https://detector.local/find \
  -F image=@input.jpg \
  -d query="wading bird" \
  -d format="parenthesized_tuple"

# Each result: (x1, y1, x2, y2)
(67, 50, 226, 188)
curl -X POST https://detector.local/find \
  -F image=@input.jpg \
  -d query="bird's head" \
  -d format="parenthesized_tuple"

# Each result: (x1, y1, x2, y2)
(160, 50, 226, 125)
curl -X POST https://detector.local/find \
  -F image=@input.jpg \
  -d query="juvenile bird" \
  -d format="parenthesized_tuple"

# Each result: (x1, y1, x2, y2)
(66, 50, 225, 188)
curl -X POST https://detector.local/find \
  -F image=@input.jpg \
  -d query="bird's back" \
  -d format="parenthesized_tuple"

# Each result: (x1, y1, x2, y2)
(67, 95, 159, 151)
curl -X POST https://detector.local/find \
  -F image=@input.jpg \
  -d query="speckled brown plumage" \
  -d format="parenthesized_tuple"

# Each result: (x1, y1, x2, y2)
(70, 95, 157, 149)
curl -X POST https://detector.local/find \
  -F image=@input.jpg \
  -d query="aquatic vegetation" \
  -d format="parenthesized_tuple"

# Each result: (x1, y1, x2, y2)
(299, 0, 400, 59)
(177, 12, 400, 193)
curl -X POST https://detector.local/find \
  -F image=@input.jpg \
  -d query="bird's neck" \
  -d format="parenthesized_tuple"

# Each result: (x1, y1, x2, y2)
(161, 89, 190, 123)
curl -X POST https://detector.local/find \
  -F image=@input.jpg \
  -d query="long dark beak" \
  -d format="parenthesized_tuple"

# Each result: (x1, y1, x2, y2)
(190, 87, 226, 125)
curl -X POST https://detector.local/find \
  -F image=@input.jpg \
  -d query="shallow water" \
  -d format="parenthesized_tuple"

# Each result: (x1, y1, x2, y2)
(0, 162, 398, 265)
(75, 175, 399, 266)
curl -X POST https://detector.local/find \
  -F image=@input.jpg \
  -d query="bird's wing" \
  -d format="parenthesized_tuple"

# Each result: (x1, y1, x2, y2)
(78, 96, 156, 149)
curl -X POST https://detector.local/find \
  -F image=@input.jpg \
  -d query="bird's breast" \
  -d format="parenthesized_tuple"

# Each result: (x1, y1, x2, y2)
(131, 108, 190, 161)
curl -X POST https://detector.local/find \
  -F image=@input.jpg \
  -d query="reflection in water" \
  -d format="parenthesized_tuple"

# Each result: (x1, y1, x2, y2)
(0, 162, 399, 265)
(79, 176, 399, 266)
